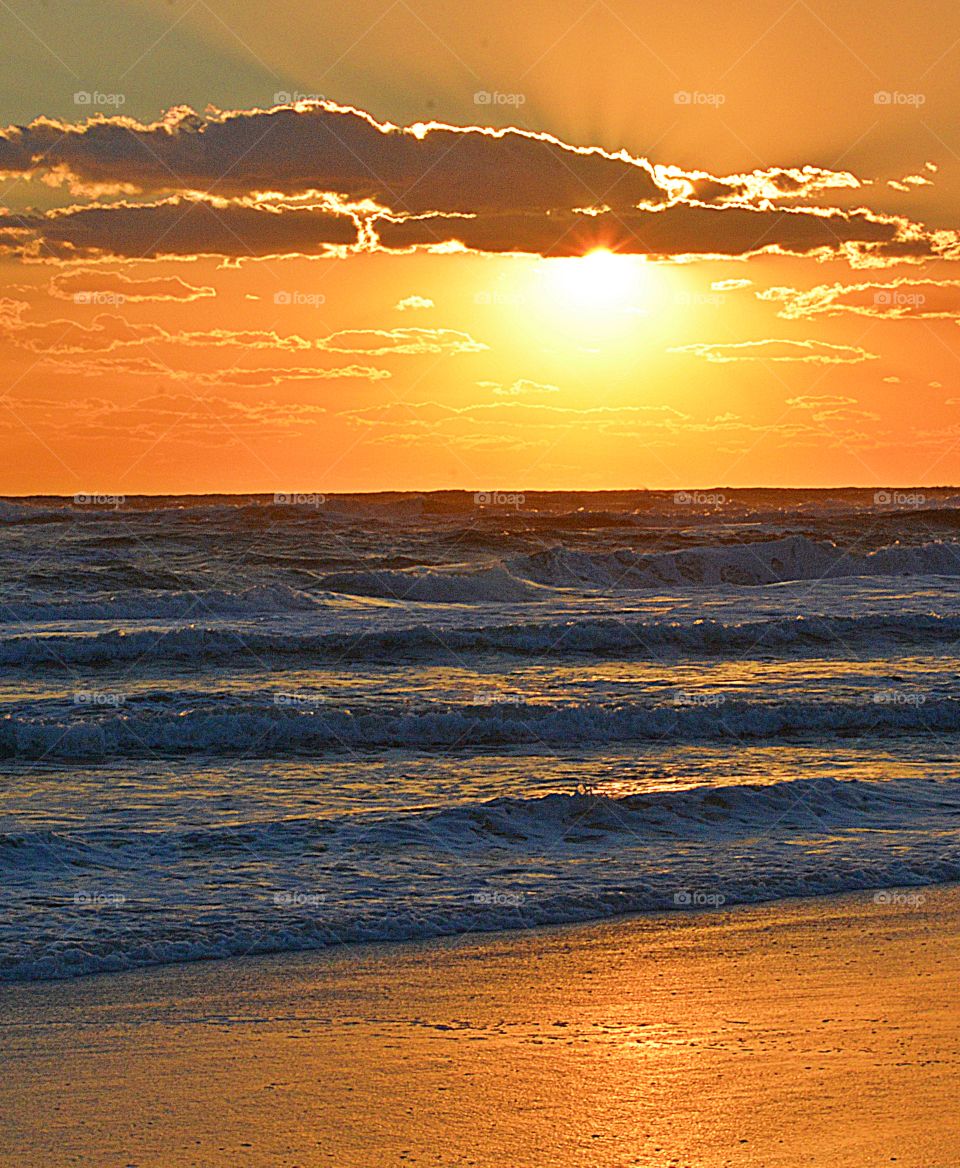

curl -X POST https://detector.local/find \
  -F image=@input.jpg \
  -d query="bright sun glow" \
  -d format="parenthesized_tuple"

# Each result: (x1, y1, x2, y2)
(542, 249, 650, 314)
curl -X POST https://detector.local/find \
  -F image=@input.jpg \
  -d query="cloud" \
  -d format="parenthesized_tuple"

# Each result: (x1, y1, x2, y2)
(0, 391, 330, 445)
(343, 400, 688, 429)
(670, 339, 878, 364)
(1, 196, 358, 261)
(785, 394, 878, 422)
(0, 103, 665, 212)
(888, 173, 933, 192)
(47, 269, 215, 302)
(333, 397, 854, 452)
(711, 278, 752, 291)
(1, 307, 175, 353)
(0, 102, 950, 265)
(315, 328, 486, 355)
(786, 395, 858, 408)
(0, 304, 312, 354)
(372, 202, 933, 261)
(666, 165, 862, 205)
(0, 302, 483, 363)
(395, 295, 435, 311)
(761, 278, 960, 320)
(0, 297, 26, 328)
(42, 355, 391, 386)
(478, 379, 560, 396)
(204, 365, 389, 387)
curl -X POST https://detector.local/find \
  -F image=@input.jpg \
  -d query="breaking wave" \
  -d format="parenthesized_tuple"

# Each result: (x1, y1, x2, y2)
(4, 610, 960, 667)
(2, 776, 957, 982)
(319, 536, 960, 601)
(1, 693, 957, 760)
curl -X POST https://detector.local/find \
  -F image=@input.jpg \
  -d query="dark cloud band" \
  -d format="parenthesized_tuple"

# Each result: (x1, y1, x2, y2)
(0, 102, 951, 264)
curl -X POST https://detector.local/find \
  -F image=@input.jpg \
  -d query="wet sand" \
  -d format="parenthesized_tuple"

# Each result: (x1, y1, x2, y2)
(2, 885, 958, 1167)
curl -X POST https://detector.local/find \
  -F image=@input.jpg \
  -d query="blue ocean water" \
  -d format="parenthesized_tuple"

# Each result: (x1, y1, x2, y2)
(2, 488, 960, 981)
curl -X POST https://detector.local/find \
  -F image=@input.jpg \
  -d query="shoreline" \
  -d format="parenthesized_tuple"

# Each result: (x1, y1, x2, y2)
(3, 883, 958, 1166)
(0, 874, 942, 989)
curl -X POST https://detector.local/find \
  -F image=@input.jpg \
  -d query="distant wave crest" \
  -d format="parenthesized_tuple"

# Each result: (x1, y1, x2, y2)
(2, 693, 958, 760)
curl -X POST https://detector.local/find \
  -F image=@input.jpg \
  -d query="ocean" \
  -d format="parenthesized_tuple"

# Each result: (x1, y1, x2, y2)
(2, 487, 960, 982)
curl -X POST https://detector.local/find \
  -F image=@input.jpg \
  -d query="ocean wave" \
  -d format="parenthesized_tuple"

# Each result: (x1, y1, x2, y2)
(4, 611, 960, 667)
(3, 776, 950, 867)
(4, 535, 960, 618)
(317, 562, 544, 602)
(1, 693, 957, 759)
(512, 534, 960, 591)
(0, 584, 328, 624)
(2, 777, 958, 982)
(311, 535, 960, 602)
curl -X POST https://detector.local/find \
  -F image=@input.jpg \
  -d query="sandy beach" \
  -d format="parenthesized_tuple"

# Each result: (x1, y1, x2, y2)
(2, 884, 957, 1168)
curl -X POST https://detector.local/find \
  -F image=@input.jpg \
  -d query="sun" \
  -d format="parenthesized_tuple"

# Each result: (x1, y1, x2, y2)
(541, 248, 651, 315)
(487, 247, 671, 360)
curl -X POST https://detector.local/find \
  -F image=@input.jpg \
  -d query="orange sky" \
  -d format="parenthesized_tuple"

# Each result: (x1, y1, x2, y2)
(2, 0, 960, 492)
